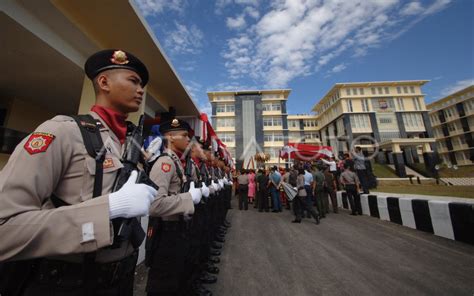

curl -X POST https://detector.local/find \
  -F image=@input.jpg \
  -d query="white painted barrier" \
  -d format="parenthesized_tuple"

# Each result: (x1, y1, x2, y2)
(428, 200, 455, 240)
(360, 194, 370, 216)
(377, 196, 390, 221)
(399, 198, 416, 229)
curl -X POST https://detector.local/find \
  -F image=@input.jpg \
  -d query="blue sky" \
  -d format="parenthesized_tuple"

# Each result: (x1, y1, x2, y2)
(134, 0, 473, 115)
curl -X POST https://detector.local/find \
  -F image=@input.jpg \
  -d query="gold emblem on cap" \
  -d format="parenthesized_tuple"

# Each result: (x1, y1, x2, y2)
(171, 119, 180, 127)
(111, 50, 129, 65)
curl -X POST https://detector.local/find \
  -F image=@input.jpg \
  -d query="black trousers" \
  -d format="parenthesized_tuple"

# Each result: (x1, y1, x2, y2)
(20, 252, 138, 296)
(345, 185, 362, 214)
(257, 189, 269, 211)
(147, 229, 190, 296)
(293, 195, 319, 221)
(238, 185, 249, 210)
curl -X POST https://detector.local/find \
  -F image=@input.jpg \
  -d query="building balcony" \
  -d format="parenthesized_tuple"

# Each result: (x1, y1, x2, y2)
(263, 126, 284, 131)
(262, 111, 283, 116)
(215, 112, 235, 117)
(264, 141, 285, 147)
(303, 126, 319, 131)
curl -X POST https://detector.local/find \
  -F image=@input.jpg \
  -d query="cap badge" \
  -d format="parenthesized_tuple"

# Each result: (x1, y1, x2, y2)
(171, 119, 180, 127)
(110, 50, 129, 65)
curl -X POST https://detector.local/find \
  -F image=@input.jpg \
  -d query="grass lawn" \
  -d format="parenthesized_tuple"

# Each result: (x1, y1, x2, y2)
(372, 163, 398, 178)
(376, 184, 474, 199)
(437, 165, 474, 178)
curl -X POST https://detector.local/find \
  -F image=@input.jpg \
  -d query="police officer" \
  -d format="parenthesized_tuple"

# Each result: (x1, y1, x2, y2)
(145, 119, 206, 296)
(0, 49, 157, 295)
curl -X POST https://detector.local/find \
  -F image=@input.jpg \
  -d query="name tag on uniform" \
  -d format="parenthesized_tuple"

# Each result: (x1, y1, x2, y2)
(81, 222, 95, 243)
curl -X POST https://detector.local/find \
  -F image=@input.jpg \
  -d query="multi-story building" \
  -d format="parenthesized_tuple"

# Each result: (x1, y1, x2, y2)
(312, 81, 437, 177)
(427, 85, 474, 166)
(208, 89, 293, 169)
(287, 114, 321, 144)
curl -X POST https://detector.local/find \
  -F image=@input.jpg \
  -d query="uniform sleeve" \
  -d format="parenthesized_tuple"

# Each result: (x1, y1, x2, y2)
(149, 156, 194, 217)
(0, 119, 112, 262)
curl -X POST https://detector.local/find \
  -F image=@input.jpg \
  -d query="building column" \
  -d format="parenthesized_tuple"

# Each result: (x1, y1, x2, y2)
(391, 152, 407, 177)
(391, 143, 406, 177)
(376, 150, 386, 164)
(422, 143, 438, 178)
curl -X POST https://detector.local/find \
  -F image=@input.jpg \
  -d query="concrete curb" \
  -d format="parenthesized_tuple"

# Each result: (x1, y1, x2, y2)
(335, 191, 474, 245)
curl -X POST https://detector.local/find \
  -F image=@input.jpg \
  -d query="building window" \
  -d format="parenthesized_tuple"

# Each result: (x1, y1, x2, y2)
(362, 99, 370, 112)
(353, 88, 358, 95)
(263, 117, 282, 127)
(216, 104, 235, 113)
(397, 98, 405, 111)
(447, 122, 456, 132)
(217, 132, 235, 143)
(384, 87, 389, 94)
(304, 120, 318, 127)
(264, 132, 284, 142)
(459, 135, 466, 145)
(359, 88, 364, 95)
(403, 86, 408, 94)
(371, 88, 376, 95)
(402, 113, 425, 130)
(289, 132, 302, 141)
(288, 120, 299, 128)
(410, 86, 415, 93)
(350, 114, 371, 129)
(347, 100, 353, 112)
(262, 102, 281, 111)
(346, 88, 351, 96)
(304, 132, 319, 140)
(216, 118, 235, 127)
(377, 87, 383, 95)
(397, 86, 401, 94)
(412, 97, 421, 110)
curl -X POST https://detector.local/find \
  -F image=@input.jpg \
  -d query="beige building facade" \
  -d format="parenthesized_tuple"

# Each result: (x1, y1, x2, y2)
(427, 85, 474, 166)
(313, 81, 437, 177)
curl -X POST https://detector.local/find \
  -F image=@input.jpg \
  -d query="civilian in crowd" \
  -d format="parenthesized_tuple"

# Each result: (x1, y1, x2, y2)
(247, 169, 256, 207)
(353, 147, 370, 194)
(340, 163, 362, 215)
(292, 169, 320, 224)
(303, 165, 314, 218)
(269, 166, 282, 213)
(323, 166, 338, 214)
(237, 169, 249, 210)
(312, 164, 326, 218)
(256, 169, 269, 212)
(281, 168, 291, 210)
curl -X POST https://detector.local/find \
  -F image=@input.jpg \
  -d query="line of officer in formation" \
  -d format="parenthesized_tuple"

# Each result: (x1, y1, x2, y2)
(0, 49, 233, 296)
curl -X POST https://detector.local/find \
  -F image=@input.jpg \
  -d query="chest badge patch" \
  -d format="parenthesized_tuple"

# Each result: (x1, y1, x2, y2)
(162, 163, 171, 173)
(24, 132, 55, 155)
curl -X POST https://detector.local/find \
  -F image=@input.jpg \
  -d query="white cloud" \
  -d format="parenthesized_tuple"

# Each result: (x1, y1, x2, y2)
(400, 1, 424, 16)
(440, 79, 474, 97)
(164, 22, 204, 55)
(244, 6, 260, 19)
(226, 15, 247, 30)
(330, 63, 347, 73)
(133, 0, 185, 16)
(220, 0, 453, 88)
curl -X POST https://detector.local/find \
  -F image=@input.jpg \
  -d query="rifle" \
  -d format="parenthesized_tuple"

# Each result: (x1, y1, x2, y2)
(182, 154, 201, 193)
(112, 115, 159, 249)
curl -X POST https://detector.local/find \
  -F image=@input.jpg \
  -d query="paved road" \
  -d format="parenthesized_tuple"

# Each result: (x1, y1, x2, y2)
(135, 199, 474, 296)
(207, 201, 474, 296)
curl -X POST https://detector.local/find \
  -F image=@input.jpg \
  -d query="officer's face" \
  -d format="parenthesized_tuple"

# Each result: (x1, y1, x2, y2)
(168, 130, 190, 153)
(102, 69, 144, 114)
(192, 144, 206, 160)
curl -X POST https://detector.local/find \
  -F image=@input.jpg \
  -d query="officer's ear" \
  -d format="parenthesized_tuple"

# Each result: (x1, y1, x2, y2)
(96, 73, 111, 93)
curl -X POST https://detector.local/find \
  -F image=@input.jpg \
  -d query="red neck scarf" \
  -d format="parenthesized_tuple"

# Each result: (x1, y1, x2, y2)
(173, 150, 187, 167)
(91, 105, 127, 144)
(193, 157, 201, 167)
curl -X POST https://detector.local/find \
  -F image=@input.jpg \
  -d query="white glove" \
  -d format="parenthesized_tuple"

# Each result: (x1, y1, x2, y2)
(145, 137, 162, 163)
(189, 181, 202, 204)
(218, 179, 224, 189)
(229, 180, 233, 186)
(223, 177, 229, 185)
(201, 182, 210, 198)
(211, 180, 219, 191)
(109, 171, 156, 219)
